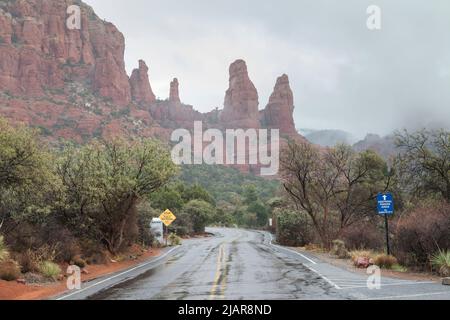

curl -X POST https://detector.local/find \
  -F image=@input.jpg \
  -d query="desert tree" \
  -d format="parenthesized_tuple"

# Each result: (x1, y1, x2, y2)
(0, 119, 61, 235)
(395, 129, 450, 202)
(56, 138, 178, 254)
(280, 141, 392, 248)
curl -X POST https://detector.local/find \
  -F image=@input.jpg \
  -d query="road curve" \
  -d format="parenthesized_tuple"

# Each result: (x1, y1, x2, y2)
(88, 228, 343, 300)
(66, 228, 449, 300)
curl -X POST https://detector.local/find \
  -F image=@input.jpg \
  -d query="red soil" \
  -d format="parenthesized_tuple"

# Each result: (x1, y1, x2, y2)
(0, 248, 161, 300)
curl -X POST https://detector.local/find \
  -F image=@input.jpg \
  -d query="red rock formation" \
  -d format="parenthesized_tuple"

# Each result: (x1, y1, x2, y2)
(220, 59, 260, 128)
(169, 78, 181, 103)
(130, 60, 156, 105)
(262, 74, 297, 136)
(0, 1, 308, 176)
(0, 0, 131, 105)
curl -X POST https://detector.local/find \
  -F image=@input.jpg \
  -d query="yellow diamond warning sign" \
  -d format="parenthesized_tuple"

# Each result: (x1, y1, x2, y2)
(159, 209, 176, 227)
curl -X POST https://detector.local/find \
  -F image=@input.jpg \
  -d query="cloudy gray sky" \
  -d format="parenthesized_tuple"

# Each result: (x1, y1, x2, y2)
(85, 0, 450, 139)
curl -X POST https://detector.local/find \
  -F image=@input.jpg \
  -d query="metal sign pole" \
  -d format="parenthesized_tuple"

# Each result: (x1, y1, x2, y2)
(384, 214, 390, 256)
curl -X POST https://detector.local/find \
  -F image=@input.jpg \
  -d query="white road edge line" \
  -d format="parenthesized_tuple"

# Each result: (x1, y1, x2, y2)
(267, 233, 341, 290)
(268, 233, 317, 265)
(338, 281, 436, 290)
(56, 246, 180, 300)
(366, 291, 450, 300)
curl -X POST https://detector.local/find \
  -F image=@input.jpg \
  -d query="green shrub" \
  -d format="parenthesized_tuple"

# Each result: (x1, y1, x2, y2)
(0, 236, 9, 262)
(275, 209, 313, 247)
(39, 261, 61, 280)
(168, 233, 181, 246)
(431, 251, 450, 277)
(374, 254, 398, 269)
(331, 240, 349, 259)
(0, 260, 21, 281)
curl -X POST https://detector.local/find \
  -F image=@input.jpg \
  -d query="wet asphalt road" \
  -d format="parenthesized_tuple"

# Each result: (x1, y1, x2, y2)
(84, 228, 450, 300)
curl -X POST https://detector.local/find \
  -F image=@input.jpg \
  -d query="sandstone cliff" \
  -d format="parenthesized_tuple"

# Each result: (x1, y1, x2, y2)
(0, 0, 305, 173)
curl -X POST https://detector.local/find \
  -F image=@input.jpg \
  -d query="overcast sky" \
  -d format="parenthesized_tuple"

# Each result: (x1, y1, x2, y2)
(85, 0, 450, 139)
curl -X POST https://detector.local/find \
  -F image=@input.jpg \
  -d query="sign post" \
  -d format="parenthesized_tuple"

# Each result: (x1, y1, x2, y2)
(159, 209, 177, 246)
(377, 193, 394, 255)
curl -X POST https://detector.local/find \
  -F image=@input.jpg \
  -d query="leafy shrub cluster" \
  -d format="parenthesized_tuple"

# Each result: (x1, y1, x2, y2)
(275, 209, 312, 247)
(0, 118, 178, 280)
(393, 201, 450, 268)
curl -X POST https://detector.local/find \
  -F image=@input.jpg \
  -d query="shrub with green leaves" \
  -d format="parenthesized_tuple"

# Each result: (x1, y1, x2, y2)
(39, 261, 61, 280)
(431, 251, 450, 277)
(168, 233, 182, 246)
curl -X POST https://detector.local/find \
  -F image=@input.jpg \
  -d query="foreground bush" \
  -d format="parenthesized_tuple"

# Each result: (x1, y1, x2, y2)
(331, 240, 349, 259)
(341, 223, 384, 251)
(275, 209, 312, 247)
(168, 233, 182, 246)
(374, 254, 398, 269)
(0, 260, 21, 281)
(394, 202, 450, 268)
(349, 250, 374, 264)
(431, 251, 450, 277)
(38, 261, 61, 280)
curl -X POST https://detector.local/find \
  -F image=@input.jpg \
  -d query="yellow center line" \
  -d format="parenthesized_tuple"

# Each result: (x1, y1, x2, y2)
(210, 243, 226, 300)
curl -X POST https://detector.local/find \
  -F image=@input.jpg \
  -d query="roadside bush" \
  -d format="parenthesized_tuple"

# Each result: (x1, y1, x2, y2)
(276, 209, 313, 247)
(393, 202, 450, 268)
(14, 249, 39, 273)
(38, 261, 61, 280)
(331, 240, 349, 259)
(374, 254, 398, 269)
(71, 255, 87, 269)
(168, 233, 182, 246)
(341, 222, 384, 251)
(349, 250, 374, 264)
(431, 251, 450, 277)
(0, 260, 21, 281)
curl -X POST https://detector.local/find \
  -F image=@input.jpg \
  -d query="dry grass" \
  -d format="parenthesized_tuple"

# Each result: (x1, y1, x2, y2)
(431, 251, 450, 277)
(0, 260, 21, 281)
(0, 235, 9, 262)
(373, 254, 398, 269)
(349, 250, 374, 263)
(38, 261, 61, 280)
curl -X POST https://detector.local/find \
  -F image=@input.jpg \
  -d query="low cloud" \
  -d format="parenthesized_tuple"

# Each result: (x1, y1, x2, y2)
(85, 0, 450, 137)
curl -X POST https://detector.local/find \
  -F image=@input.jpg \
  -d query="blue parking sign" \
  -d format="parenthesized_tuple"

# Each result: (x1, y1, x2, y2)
(377, 193, 394, 216)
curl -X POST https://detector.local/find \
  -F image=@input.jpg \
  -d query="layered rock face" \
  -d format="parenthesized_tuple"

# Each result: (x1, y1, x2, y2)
(220, 60, 260, 128)
(0, 0, 131, 106)
(130, 60, 156, 105)
(169, 78, 181, 103)
(262, 74, 297, 136)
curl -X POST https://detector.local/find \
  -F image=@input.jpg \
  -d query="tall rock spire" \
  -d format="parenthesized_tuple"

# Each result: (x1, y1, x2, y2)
(169, 78, 181, 103)
(129, 60, 156, 105)
(220, 59, 260, 128)
(262, 74, 296, 135)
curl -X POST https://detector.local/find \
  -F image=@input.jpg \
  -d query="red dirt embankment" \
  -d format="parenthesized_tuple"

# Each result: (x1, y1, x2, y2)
(0, 248, 161, 300)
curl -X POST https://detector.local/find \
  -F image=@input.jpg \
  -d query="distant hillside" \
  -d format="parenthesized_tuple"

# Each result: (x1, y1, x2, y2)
(353, 134, 398, 159)
(300, 129, 356, 147)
